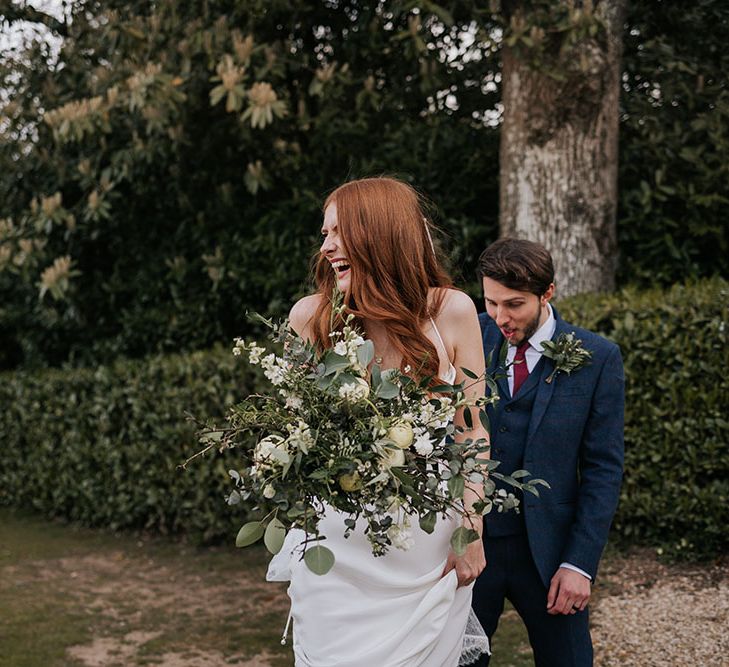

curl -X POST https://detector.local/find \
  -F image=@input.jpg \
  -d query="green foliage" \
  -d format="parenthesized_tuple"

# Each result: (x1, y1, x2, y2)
(618, 0, 729, 284)
(0, 1, 499, 369)
(0, 1, 727, 371)
(558, 277, 729, 560)
(0, 345, 259, 542)
(1, 280, 726, 559)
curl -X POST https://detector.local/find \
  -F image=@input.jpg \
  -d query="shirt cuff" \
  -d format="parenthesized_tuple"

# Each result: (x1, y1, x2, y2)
(559, 562, 592, 581)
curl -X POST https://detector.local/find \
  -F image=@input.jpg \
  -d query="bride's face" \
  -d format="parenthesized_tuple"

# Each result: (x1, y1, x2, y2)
(320, 203, 351, 292)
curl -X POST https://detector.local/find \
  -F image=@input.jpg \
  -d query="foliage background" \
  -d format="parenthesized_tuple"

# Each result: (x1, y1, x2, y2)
(1, 0, 727, 370)
(1, 279, 726, 558)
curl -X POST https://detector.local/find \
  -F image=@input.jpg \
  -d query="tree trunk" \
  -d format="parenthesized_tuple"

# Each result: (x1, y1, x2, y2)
(499, 1, 624, 296)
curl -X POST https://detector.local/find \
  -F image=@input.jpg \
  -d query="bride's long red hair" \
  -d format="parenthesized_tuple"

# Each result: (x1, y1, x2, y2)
(311, 177, 453, 381)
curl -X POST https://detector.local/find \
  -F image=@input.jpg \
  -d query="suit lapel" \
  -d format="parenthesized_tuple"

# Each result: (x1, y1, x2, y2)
(526, 309, 570, 443)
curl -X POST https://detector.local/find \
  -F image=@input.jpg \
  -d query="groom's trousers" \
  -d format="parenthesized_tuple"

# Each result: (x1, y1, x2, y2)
(471, 534, 593, 667)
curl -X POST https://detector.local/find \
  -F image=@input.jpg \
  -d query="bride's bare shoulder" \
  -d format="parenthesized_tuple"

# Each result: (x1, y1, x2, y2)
(431, 287, 477, 321)
(289, 293, 323, 337)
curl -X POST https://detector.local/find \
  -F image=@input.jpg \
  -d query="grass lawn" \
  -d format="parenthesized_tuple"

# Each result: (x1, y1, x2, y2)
(0, 508, 533, 666)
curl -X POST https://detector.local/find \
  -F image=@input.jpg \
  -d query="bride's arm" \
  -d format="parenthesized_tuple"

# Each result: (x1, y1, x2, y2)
(438, 290, 489, 587)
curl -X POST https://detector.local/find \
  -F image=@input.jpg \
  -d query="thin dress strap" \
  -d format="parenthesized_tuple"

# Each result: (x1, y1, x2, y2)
(429, 317, 456, 382)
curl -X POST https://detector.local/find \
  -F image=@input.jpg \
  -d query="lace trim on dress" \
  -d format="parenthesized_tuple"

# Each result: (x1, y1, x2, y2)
(459, 608, 490, 665)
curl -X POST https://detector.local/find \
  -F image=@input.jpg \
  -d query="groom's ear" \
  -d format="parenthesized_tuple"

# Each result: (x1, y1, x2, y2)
(541, 283, 555, 304)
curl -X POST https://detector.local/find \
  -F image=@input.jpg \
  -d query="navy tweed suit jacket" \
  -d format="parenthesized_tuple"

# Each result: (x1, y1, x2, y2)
(479, 306, 625, 586)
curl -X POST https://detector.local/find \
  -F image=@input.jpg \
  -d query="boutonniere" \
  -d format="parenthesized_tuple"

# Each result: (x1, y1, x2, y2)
(540, 332, 592, 384)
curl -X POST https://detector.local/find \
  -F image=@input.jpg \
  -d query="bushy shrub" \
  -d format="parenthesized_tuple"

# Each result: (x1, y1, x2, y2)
(1, 279, 727, 558)
(559, 277, 729, 559)
(0, 346, 260, 542)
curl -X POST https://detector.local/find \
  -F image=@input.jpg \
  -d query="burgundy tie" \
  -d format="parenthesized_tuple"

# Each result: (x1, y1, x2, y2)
(512, 341, 530, 395)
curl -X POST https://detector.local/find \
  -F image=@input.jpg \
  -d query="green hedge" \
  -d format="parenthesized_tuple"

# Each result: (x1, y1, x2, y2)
(0, 346, 259, 542)
(559, 277, 729, 559)
(1, 279, 727, 558)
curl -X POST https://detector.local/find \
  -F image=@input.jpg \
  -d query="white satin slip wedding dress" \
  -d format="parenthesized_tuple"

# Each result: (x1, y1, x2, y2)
(266, 323, 489, 667)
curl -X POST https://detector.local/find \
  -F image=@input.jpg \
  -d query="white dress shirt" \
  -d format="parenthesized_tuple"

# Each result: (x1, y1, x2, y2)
(505, 303, 591, 582)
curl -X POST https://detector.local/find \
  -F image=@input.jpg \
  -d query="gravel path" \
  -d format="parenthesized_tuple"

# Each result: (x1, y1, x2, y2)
(592, 550, 729, 667)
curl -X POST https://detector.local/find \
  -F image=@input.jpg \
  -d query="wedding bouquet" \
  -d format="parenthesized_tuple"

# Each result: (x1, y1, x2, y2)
(190, 299, 547, 575)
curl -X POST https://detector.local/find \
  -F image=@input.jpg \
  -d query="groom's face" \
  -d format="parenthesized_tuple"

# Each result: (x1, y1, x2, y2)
(483, 277, 554, 346)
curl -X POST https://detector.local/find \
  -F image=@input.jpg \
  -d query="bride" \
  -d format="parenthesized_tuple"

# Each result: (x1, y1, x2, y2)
(267, 177, 490, 666)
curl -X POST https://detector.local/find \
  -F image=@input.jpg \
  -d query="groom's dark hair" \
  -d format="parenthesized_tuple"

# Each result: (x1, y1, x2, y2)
(477, 238, 554, 297)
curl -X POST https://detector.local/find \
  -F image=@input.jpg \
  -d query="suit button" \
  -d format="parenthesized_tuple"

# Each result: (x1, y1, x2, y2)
(499, 426, 508, 433)
(495, 448, 504, 455)
(505, 407, 513, 413)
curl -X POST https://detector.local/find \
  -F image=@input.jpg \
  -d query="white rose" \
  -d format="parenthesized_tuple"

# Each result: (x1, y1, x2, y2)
(387, 422, 414, 449)
(380, 446, 405, 468)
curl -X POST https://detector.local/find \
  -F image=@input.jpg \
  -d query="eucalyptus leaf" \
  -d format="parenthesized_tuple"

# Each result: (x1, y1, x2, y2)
(235, 521, 265, 547)
(371, 363, 382, 389)
(447, 474, 465, 499)
(304, 545, 335, 575)
(375, 380, 399, 399)
(357, 340, 375, 368)
(264, 517, 287, 554)
(323, 353, 350, 376)
(479, 409, 490, 433)
(450, 526, 480, 556)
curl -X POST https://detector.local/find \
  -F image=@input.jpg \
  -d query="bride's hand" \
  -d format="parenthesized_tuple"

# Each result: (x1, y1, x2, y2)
(442, 527, 486, 588)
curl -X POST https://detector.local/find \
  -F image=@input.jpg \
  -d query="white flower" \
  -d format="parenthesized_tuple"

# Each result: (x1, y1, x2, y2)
(248, 343, 265, 364)
(387, 422, 414, 449)
(387, 521, 414, 551)
(333, 341, 348, 356)
(253, 434, 289, 466)
(379, 446, 405, 468)
(260, 353, 287, 386)
(338, 377, 370, 403)
(286, 419, 315, 453)
(262, 484, 276, 499)
(232, 337, 246, 357)
(413, 433, 434, 457)
(285, 395, 303, 411)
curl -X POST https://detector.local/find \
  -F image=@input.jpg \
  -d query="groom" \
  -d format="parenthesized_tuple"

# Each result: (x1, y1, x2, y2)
(472, 238, 624, 666)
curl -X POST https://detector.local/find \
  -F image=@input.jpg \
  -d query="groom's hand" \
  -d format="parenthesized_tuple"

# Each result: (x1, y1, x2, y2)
(546, 567, 591, 615)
